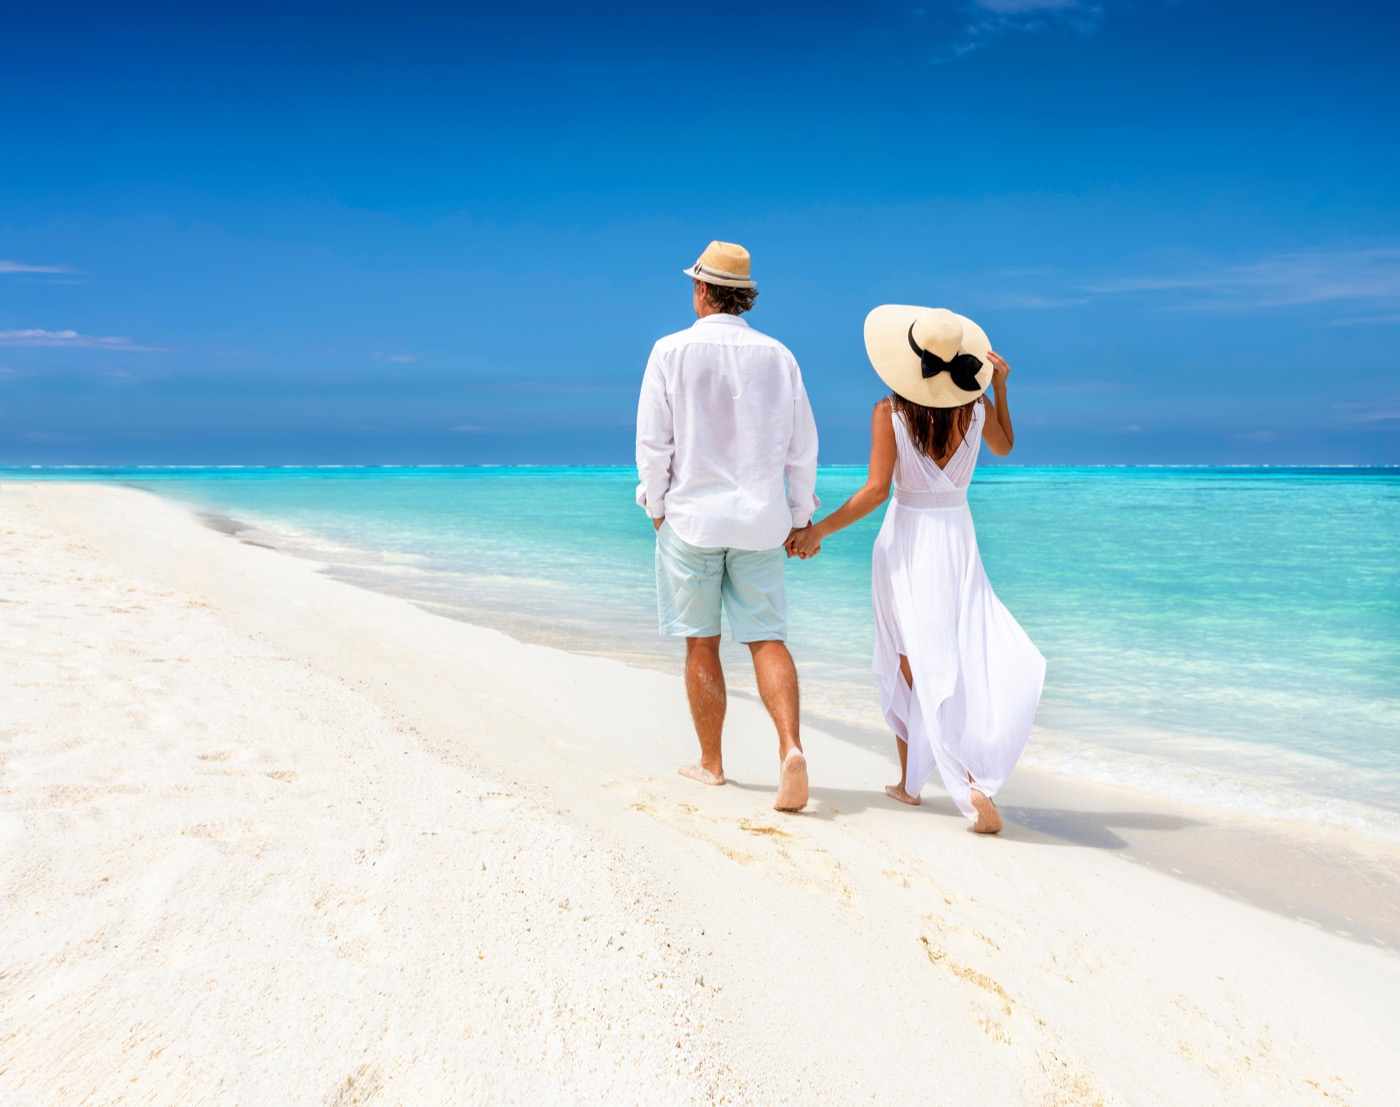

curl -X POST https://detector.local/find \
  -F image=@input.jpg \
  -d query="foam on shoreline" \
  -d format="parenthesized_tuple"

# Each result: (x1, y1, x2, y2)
(5, 479, 1399, 1104)
(178, 492, 1400, 949)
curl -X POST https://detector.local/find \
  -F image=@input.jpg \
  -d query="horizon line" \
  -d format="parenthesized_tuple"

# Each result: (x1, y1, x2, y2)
(3, 462, 1398, 472)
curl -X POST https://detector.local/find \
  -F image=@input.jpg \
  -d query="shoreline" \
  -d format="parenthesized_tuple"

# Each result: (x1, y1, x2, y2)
(192, 501, 1400, 950)
(5, 462, 1399, 471)
(4, 480, 1398, 1104)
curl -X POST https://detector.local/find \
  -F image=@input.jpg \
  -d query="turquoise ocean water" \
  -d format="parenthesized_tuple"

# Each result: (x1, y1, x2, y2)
(8, 465, 1399, 835)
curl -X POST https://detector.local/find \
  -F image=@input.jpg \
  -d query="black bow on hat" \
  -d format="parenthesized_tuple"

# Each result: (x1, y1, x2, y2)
(907, 324, 983, 392)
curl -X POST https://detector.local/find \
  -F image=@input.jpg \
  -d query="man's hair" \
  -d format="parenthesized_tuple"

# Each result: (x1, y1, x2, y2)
(698, 280, 758, 315)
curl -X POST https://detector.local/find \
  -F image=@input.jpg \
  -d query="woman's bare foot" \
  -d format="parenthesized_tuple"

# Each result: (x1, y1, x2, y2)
(969, 789, 1002, 834)
(884, 783, 922, 806)
(678, 763, 725, 786)
(774, 749, 809, 812)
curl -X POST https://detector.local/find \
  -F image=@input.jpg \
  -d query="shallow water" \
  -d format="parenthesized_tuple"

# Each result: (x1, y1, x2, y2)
(9, 464, 1399, 836)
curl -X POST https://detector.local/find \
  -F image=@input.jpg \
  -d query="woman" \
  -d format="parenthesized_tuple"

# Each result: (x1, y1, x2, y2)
(788, 306, 1044, 833)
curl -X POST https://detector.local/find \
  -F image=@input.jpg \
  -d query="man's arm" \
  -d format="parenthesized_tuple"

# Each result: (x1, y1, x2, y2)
(635, 347, 673, 527)
(785, 360, 820, 531)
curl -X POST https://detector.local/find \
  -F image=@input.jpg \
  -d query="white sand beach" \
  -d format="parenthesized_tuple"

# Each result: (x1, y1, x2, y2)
(3, 481, 1397, 1106)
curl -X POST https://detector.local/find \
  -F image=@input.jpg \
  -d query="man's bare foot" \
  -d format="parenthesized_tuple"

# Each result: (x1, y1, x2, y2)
(884, 783, 922, 806)
(773, 749, 809, 812)
(969, 789, 1002, 834)
(679, 763, 725, 786)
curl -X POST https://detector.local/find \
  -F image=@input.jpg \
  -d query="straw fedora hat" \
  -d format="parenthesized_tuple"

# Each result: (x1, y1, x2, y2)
(864, 305, 994, 408)
(683, 241, 756, 289)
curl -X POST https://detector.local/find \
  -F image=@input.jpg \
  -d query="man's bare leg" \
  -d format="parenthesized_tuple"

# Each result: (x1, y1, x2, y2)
(678, 636, 727, 786)
(749, 639, 807, 811)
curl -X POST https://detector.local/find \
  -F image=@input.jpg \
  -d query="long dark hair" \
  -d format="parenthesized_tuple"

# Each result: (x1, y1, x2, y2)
(891, 393, 978, 462)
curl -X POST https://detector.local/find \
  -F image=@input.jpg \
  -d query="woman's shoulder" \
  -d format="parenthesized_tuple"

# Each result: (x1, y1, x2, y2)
(872, 396, 898, 442)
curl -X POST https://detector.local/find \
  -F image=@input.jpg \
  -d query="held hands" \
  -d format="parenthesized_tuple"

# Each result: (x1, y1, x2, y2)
(786, 523, 824, 560)
(653, 516, 664, 531)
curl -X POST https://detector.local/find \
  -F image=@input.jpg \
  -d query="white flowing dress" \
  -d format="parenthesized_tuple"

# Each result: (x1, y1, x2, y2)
(872, 403, 1045, 819)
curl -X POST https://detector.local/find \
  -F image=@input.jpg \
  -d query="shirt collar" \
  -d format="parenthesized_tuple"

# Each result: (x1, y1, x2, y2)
(694, 313, 750, 328)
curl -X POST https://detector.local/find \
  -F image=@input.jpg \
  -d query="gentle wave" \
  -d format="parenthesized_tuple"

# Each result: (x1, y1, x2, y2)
(10, 464, 1396, 839)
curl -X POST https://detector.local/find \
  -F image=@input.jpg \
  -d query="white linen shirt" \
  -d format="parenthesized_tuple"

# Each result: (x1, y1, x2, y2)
(635, 313, 819, 551)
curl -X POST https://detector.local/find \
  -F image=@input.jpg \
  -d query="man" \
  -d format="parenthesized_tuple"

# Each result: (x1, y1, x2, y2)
(635, 240, 819, 812)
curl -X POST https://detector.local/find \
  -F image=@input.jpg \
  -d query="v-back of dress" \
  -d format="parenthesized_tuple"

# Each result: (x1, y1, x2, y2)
(871, 402, 1045, 819)
(891, 401, 984, 503)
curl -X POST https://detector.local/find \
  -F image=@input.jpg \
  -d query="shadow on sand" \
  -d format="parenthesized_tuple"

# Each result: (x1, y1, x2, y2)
(723, 780, 1200, 850)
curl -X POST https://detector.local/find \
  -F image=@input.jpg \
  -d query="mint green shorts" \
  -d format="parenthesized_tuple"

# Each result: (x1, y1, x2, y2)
(654, 522, 787, 642)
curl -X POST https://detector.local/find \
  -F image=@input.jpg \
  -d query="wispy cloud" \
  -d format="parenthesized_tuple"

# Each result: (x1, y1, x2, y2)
(984, 292, 1091, 310)
(0, 259, 75, 275)
(1082, 247, 1400, 312)
(943, 0, 1104, 59)
(1334, 401, 1400, 426)
(1017, 377, 1123, 395)
(993, 246, 1400, 318)
(976, 0, 1083, 12)
(374, 352, 420, 365)
(1327, 311, 1400, 328)
(0, 328, 165, 351)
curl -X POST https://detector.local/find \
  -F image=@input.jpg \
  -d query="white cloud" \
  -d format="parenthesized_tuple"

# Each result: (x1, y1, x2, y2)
(975, 0, 1081, 11)
(990, 246, 1400, 318)
(1327, 312, 1400, 327)
(945, 0, 1103, 58)
(0, 329, 165, 352)
(984, 292, 1092, 309)
(0, 259, 75, 275)
(1082, 246, 1400, 311)
(1334, 401, 1400, 425)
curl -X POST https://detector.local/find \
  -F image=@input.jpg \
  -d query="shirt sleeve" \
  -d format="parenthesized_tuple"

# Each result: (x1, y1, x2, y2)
(634, 346, 674, 518)
(786, 359, 820, 528)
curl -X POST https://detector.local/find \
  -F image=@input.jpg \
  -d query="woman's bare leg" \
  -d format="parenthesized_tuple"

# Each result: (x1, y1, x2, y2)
(968, 773, 1002, 834)
(885, 656, 921, 806)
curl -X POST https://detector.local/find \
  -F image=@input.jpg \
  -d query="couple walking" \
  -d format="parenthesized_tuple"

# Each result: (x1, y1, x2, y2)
(635, 241, 1045, 830)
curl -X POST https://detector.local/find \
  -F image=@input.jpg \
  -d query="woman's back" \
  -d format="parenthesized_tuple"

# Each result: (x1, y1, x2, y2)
(891, 402, 984, 506)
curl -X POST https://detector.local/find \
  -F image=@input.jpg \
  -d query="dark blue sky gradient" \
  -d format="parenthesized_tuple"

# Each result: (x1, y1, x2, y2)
(2, 1, 1398, 464)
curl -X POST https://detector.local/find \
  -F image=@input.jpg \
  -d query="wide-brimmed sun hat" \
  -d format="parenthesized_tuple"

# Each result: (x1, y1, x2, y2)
(864, 305, 994, 408)
(683, 240, 756, 289)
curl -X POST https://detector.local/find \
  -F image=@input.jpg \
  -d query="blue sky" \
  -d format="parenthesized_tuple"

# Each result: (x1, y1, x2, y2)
(2, 0, 1398, 464)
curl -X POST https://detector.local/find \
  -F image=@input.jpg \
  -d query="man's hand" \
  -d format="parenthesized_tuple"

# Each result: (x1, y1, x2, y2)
(786, 524, 822, 559)
(653, 516, 665, 532)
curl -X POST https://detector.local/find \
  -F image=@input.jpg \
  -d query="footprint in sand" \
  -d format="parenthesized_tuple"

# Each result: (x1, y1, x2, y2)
(737, 818, 792, 839)
(324, 1062, 384, 1107)
(919, 935, 1014, 1016)
(627, 792, 853, 902)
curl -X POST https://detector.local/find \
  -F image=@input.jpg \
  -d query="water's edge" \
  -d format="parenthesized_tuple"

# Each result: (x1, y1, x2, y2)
(182, 497, 1400, 951)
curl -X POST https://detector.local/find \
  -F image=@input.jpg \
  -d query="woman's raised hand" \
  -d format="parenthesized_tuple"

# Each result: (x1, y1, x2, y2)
(986, 350, 1011, 384)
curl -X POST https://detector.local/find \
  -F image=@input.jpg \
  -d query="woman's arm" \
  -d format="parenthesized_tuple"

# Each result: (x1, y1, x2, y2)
(788, 399, 897, 558)
(980, 350, 1015, 457)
